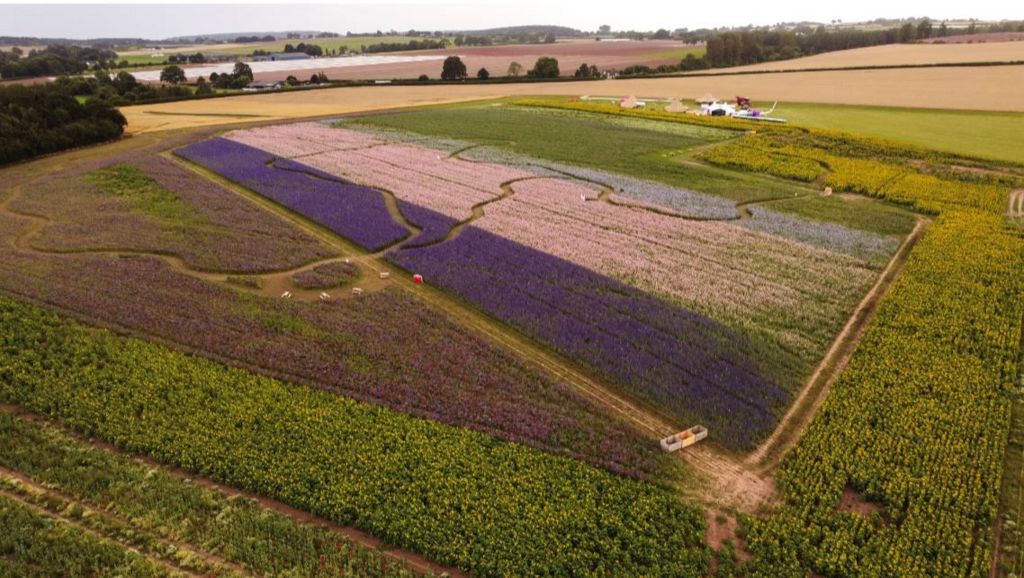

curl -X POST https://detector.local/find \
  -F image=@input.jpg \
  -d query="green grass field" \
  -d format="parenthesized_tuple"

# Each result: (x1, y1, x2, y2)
(771, 102, 1024, 164)
(641, 45, 706, 61)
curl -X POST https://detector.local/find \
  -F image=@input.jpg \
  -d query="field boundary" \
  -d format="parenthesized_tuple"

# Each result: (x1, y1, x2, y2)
(0, 466, 247, 577)
(746, 216, 930, 471)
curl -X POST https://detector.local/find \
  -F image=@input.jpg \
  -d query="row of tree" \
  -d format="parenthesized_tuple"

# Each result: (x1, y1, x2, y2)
(438, 56, 571, 80)
(56, 70, 193, 104)
(0, 45, 119, 79)
(364, 38, 449, 53)
(0, 82, 127, 166)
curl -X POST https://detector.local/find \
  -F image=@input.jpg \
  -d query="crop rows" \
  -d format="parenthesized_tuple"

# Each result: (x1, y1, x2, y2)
(0, 410, 432, 577)
(0, 493, 176, 577)
(0, 295, 711, 577)
(745, 210, 1024, 576)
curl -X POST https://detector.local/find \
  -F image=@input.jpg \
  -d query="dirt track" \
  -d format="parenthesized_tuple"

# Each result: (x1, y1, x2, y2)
(745, 216, 930, 471)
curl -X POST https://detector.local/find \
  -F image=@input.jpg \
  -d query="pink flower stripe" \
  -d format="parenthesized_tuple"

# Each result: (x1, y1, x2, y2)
(225, 123, 384, 158)
(228, 126, 534, 221)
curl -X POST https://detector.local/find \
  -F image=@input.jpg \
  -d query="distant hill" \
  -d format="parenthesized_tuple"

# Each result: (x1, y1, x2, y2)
(0, 36, 151, 47)
(450, 25, 583, 37)
(161, 31, 323, 43)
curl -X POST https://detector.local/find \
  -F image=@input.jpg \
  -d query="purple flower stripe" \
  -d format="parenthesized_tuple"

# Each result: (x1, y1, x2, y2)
(390, 226, 788, 450)
(398, 201, 459, 247)
(176, 138, 408, 251)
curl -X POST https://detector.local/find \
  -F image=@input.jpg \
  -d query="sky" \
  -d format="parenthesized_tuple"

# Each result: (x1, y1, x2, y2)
(0, 1, 1022, 40)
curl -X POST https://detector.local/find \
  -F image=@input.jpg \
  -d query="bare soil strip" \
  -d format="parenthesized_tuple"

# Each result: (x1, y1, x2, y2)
(745, 217, 930, 471)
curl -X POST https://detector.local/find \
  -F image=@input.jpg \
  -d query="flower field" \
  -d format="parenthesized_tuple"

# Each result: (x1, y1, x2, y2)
(0, 240, 657, 478)
(12, 154, 334, 272)
(0, 411, 442, 577)
(745, 211, 1024, 576)
(0, 147, 660, 482)
(193, 121, 895, 450)
(517, 100, 1024, 576)
(176, 138, 409, 251)
(0, 295, 712, 577)
(229, 125, 529, 222)
(391, 226, 787, 449)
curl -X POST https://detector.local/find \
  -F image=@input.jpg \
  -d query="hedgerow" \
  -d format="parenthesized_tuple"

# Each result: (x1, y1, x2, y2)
(0, 296, 711, 577)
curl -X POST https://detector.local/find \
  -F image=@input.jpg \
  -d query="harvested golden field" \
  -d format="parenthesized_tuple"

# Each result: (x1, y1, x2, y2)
(121, 65, 1024, 133)
(691, 40, 1024, 73)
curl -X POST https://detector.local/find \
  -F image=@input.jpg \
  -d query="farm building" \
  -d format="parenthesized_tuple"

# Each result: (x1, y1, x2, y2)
(253, 52, 312, 62)
(243, 81, 283, 91)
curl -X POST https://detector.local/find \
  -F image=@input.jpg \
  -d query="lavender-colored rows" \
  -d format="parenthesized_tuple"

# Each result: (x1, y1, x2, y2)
(272, 154, 460, 247)
(740, 207, 899, 266)
(175, 138, 408, 252)
(390, 226, 788, 450)
(398, 201, 459, 247)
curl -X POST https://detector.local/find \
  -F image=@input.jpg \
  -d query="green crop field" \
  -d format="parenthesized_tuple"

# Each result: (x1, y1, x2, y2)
(642, 45, 706, 60)
(772, 101, 1024, 163)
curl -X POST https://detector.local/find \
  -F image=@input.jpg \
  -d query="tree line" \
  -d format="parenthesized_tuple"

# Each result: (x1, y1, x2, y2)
(0, 82, 126, 166)
(700, 19, 1024, 68)
(0, 45, 119, 79)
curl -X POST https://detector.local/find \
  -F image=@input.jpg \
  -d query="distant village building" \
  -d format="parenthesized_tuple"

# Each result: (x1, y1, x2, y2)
(253, 52, 312, 62)
(243, 81, 283, 91)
